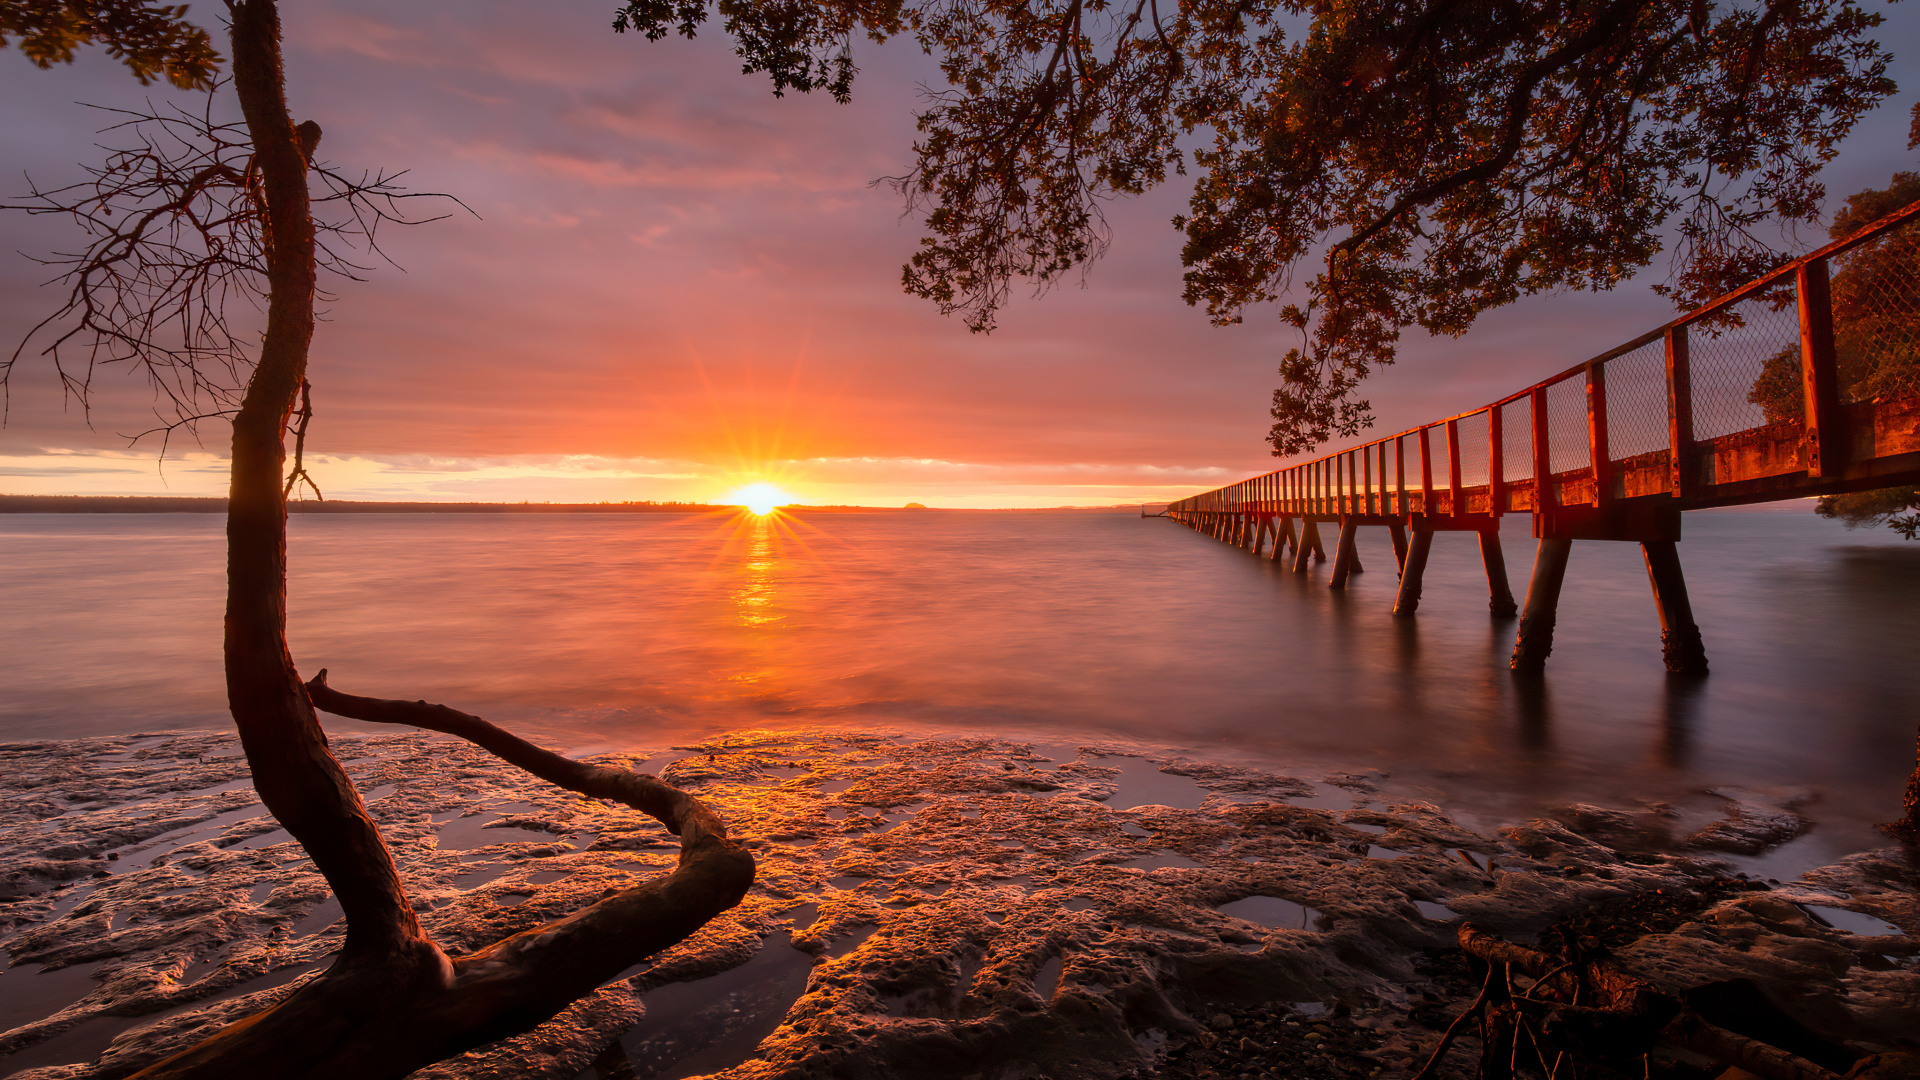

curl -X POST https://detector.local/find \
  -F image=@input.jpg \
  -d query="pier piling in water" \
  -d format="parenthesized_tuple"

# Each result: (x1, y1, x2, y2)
(1511, 539, 1573, 673)
(1293, 519, 1321, 573)
(1161, 192, 1920, 674)
(1642, 541, 1708, 675)
(1479, 531, 1519, 617)
(1329, 519, 1360, 590)
(1393, 528, 1434, 615)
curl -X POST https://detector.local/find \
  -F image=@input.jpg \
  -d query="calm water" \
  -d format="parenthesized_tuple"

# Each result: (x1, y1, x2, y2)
(3, 508, 1917, 863)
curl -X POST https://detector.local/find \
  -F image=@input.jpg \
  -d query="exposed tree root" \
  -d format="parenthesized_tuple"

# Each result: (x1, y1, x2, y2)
(124, 672, 754, 1080)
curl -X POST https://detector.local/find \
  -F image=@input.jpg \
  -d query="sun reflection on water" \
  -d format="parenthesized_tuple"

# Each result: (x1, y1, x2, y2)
(703, 506, 849, 702)
(731, 513, 784, 629)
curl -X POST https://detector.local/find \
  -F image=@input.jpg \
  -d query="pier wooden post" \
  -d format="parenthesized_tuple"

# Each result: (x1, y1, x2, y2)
(1666, 326, 1692, 497)
(1479, 530, 1519, 616)
(1274, 517, 1296, 562)
(1393, 527, 1434, 615)
(1510, 538, 1573, 673)
(1329, 517, 1359, 590)
(1642, 540, 1708, 675)
(1388, 521, 1408, 574)
(1798, 259, 1843, 478)
(1293, 518, 1321, 573)
(1252, 518, 1267, 556)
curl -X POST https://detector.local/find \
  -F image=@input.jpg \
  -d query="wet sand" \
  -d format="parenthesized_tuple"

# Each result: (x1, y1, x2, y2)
(1, 730, 1915, 1079)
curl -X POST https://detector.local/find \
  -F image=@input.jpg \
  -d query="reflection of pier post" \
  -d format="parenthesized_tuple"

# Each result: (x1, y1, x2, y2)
(1643, 540, 1708, 675)
(1510, 539, 1572, 673)
(1660, 673, 1704, 768)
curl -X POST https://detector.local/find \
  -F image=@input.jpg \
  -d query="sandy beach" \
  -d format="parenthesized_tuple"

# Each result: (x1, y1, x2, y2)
(1, 729, 1916, 1079)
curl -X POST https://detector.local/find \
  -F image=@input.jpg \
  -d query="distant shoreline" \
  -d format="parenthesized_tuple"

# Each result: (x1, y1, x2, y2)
(0, 494, 1147, 514)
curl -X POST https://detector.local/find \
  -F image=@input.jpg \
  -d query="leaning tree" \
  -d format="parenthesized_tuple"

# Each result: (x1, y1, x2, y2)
(5, 0, 1910, 1073)
(5, 3, 754, 1076)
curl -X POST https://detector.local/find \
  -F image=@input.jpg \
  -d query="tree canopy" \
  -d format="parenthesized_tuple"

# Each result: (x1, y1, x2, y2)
(1, 0, 217, 87)
(619, 0, 1898, 454)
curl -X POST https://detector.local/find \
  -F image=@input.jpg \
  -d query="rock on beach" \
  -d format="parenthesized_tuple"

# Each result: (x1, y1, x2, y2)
(0, 730, 1915, 1079)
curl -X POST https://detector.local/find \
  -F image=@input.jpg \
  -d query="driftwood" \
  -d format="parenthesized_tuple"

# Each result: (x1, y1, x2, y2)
(1412, 923, 1855, 1080)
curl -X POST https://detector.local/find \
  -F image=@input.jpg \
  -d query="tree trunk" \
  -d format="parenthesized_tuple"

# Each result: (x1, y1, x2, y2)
(125, 5, 755, 1074)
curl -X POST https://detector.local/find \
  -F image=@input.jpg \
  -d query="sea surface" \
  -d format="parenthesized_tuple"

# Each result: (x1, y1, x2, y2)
(4, 507, 1917, 870)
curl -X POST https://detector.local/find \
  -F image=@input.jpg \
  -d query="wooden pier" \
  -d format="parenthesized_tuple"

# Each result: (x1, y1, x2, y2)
(1167, 198, 1920, 675)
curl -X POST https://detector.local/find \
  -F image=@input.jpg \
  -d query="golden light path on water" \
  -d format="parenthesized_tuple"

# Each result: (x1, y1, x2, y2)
(704, 504, 842, 699)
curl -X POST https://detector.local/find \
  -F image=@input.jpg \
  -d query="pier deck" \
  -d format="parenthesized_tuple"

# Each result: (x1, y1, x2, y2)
(1166, 198, 1920, 673)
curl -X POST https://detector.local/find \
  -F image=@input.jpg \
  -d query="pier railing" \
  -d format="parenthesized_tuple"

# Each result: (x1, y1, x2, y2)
(1172, 197, 1920, 534)
(1166, 197, 1920, 674)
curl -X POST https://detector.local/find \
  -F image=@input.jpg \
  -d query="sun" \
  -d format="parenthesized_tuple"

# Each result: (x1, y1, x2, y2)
(729, 482, 791, 516)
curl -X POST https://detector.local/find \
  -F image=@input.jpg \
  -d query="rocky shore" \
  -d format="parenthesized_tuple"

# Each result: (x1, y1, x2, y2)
(1, 729, 1915, 1079)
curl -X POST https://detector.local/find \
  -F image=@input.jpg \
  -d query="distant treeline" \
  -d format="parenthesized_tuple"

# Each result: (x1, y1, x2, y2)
(1, 495, 1144, 514)
(0, 495, 728, 514)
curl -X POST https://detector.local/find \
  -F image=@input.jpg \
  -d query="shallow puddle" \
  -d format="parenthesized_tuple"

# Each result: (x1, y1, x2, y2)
(0, 961, 103, 1039)
(1800, 904, 1905, 936)
(0, 959, 329, 1076)
(578, 931, 816, 1080)
(232, 828, 291, 850)
(1217, 895, 1320, 931)
(435, 803, 553, 850)
(1033, 954, 1064, 999)
(1116, 851, 1204, 870)
(1098, 757, 1208, 811)
(111, 802, 269, 867)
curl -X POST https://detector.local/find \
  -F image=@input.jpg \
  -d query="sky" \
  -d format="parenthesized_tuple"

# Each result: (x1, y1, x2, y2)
(2, 0, 1917, 508)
